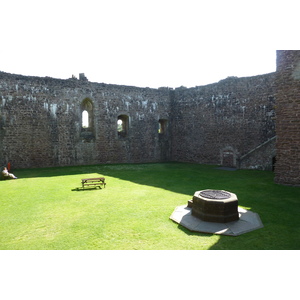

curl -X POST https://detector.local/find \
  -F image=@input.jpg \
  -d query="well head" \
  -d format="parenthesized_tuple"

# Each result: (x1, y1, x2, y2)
(191, 189, 239, 223)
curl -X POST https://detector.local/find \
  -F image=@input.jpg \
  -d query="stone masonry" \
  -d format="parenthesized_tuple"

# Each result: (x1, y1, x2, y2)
(275, 50, 300, 185)
(171, 74, 276, 170)
(0, 73, 171, 168)
(0, 50, 298, 186)
(0, 71, 276, 171)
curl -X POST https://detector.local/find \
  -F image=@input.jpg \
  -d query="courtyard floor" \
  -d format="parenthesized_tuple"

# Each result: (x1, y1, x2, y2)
(0, 162, 299, 250)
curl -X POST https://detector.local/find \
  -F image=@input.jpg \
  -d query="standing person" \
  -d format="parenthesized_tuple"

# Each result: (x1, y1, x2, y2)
(1, 167, 17, 179)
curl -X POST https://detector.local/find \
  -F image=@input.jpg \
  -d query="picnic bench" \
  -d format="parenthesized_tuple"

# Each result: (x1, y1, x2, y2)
(81, 177, 106, 189)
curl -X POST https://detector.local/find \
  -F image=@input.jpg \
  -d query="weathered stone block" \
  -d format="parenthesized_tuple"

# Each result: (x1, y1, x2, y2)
(192, 190, 239, 223)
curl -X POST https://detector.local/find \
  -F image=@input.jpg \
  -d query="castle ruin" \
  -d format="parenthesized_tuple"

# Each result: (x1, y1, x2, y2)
(0, 50, 299, 186)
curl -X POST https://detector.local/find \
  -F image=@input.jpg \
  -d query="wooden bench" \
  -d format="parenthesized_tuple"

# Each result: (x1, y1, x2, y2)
(81, 177, 106, 189)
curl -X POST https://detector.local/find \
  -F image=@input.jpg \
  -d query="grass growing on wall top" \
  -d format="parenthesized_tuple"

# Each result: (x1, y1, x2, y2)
(0, 162, 299, 250)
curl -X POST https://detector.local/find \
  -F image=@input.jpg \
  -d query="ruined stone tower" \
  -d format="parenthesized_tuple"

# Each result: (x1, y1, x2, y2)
(275, 50, 300, 185)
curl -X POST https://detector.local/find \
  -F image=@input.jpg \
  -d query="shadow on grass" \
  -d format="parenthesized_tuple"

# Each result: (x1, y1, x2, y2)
(71, 187, 103, 192)
(176, 223, 215, 238)
(13, 162, 218, 196)
(12, 165, 97, 179)
(11, 162, 300, 249)
(12, 162, 271, 198)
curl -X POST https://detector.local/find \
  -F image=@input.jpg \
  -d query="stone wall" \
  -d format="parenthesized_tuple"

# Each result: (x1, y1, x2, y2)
(0, 70, 276, 171)
(275, 50, 300, 185)
(238, 136, 276, 170)
(0, 72, 171, 168)
(171, 74, 276, 168)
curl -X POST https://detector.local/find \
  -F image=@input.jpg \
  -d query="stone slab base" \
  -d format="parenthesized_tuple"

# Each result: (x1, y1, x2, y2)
(170, 205, 263, 236)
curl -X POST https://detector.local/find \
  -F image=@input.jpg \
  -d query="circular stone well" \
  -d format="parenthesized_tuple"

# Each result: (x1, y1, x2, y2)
(191, 189, 239, 223)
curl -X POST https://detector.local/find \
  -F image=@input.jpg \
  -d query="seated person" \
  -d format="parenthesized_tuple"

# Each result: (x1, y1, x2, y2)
(1, 167, 17, 179)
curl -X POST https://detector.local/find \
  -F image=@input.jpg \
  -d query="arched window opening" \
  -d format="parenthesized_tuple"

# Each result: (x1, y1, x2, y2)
(81, 99, 93, 129)
(117, 115, 129, 137)
(82, 110, 89, 128)
(80, 98, 95, 142)
(158, 119, 168, 134)
(117, 119, 123, 132)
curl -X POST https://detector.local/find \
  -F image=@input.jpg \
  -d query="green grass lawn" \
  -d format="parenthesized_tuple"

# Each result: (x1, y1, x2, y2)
(0, 162, 299, 250)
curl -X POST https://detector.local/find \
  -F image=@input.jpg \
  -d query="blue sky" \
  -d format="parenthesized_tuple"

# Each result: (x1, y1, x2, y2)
(0, 0, 298, 88)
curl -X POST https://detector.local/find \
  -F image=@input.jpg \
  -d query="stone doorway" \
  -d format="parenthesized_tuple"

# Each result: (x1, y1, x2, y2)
(220, 147, 236, 168)
(222, 149, 235, 167)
